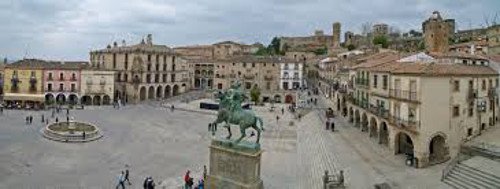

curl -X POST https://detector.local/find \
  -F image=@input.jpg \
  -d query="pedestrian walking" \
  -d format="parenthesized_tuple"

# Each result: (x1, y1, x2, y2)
(82, 131, 86, 139)
(203, 165, 207, 180)
(124, 169, 131, 185)
(171, 105, 175, 112)
(184, 170, 192, 189)
(281, 107, 284, 115)
(116, 171, 126, 189)
(45, 119, 49, 125)
(0, 107, 3, 115)
(55, 117, 59, 123)
(66, 108, 69, 115)
(208, 123, 211, 132)
(29, 115, 33, 124)
(66, 116, 70, 123)
(276, 115, 280, 123)
(41, 114, 45, 123)
(25, 116, 29, 124)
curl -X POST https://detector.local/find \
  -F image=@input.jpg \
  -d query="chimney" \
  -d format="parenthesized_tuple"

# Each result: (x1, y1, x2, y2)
(122, 40, 126, 47)
(146, 34, 153, 45)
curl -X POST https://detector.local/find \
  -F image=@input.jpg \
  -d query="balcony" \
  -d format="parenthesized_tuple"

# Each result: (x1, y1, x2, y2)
(264, 75, 273, 81)
(243, 74, 255, 80)
(59, 77, 65, 81)
(48, 76, 53, 81)
(355, 78, 369, 88)
(368, 104, 389, 119)
(389, 89, 418, 103)
(389, 115, 419, 133)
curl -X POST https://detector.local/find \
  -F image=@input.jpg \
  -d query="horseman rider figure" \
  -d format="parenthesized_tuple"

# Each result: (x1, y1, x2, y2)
(212, 80, 265, 144)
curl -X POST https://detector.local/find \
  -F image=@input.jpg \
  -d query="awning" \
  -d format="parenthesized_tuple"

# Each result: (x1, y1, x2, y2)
(3, 93, 45, 102)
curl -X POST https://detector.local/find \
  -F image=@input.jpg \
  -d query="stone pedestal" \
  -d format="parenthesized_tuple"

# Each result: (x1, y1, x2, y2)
(207, 139, 264, 189)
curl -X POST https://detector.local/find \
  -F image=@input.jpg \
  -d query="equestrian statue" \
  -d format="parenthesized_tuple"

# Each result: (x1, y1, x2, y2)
(211, 81, 265, 144)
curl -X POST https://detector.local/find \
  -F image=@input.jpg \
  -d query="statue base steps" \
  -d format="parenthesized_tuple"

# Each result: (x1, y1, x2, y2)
(207, 139, 264, 189)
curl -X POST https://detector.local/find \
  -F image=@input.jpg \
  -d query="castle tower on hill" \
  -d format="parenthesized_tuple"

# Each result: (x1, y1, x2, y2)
(422, 11, 450, 53)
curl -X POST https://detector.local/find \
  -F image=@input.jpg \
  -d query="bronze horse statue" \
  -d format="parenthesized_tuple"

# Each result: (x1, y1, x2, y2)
(211, 91, 264, 144)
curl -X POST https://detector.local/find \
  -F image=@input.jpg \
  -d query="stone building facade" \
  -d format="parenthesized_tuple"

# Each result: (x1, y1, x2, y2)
(80, 69, 115, 106)
(279, 26, 336, 52)
(90, 34, 190, 104)
(423, 11, 450, 53)
(174, 41, 261, 60)
(373, 23, 389, 37)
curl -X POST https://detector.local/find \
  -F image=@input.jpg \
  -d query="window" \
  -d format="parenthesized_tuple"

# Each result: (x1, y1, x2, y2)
(453, 105, 460, 117)
(163, 55, 167, 64)
(148, 54, 151, 63)
(453, 80, 460, 92)
(124, 74, 128, 82)
(245, 82, 252, 89)
(125, 53, 128, 70)
(59, 73, 64, 80)
(156, 55, 159, 64)
(382, 75, 388, 90)
(59, 83, 64, 91)
(496, 78, 499, 88)
(31, 71, 35, 77)
(48, 73, 53, 80)
(266, 82, 271, 90)
(162, 74, 167, 82)
(163, 63, 167, 71)
(47, 83, 52, 91)
(467, 128, 473, 137)
(172, 64, 176, 71)
(156, 64, 159, 71)
(112, 53, 116, 69)
(172, 56, 176, 64)
(171, 74, 176, 82)
(146, 74, 151, 83)
(462, 60, 467, 64)
(147, 64, 151, 71)
(489, 79, 493, 88)
(482, 79, 486, 90)
(71, 73, 76, 81)
(252, 63, 255, 68)
(469, 101, 474, 117)
(154, 74, 159, 83)
(373, 75, 378, 88)
(71, 83, 75, 92)
(243, 63, 247, 67)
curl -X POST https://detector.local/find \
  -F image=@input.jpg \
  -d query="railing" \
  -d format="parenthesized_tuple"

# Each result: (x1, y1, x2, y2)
(48, 77, 53, 81)
(368, 105, 389, 119)
(389, 89, 418, 102)
(389, 115, 419, 132)
(467, 89, 476, 101)
(441, 151, 461, 181)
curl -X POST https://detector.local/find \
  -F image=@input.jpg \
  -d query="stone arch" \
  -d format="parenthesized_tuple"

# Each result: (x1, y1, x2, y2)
(139, 86, 147, 101)
(156, 85, 163, 99)
(361, 113, 368, 132)
(56, 93, 66, 104)
(428, 133, 449, 165)
(45, 93, 55, 104)
(93, 95, 101, 105)
(102, 95, 111, 105)
(354, 109, 360, 127)
(274, 94, 282, 103)
(379, 121, 389, 146)
(395, 132, 414, 156)
(148, 86, 155, 99)
(172, 85, 179, 96)
(164, 85, 171, 98)
(81, 95, 92, 105)
(181, 83, 187, 92)
(369, 117, 378, 138)
(68, 94, 78, 105)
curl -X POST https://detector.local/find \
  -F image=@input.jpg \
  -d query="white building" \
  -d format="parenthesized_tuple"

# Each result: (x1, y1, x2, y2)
(280, 62, 304, 90)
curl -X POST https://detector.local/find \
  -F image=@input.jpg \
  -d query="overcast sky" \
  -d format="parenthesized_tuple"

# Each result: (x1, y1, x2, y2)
(0, 0, 499, 61)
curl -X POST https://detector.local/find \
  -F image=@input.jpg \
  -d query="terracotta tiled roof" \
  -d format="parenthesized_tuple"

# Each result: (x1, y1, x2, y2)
(366, 61, 498, 76)
(6, 59, 88, 69)
(187, 55, 299, 64)
(93, 42, 174, 54)
(351, 52, 401, 69)
(428, 52, 489, 61)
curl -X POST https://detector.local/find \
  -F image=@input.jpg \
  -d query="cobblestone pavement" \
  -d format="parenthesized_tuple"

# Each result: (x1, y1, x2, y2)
(0, 91, 450, 188)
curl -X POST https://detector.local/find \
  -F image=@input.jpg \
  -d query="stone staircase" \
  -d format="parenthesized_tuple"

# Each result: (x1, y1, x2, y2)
(442, 162, 500, 189)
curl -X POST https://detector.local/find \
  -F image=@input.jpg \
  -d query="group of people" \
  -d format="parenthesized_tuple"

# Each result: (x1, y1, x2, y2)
(113, 99, 124, 109)
(115, 169, 132, 189)
(184, 168, 205, 189)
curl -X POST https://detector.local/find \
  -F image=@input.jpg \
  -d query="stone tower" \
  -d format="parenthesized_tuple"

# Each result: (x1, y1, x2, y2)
(422, 11, 450, 53)
(332, 22, 341, 48)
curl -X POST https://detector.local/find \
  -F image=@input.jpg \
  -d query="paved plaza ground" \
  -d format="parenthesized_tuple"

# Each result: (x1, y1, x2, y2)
(0, 92, 452, 188)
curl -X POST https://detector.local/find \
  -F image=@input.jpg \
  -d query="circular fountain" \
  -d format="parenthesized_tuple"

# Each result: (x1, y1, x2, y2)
(42, 121, 103, 142)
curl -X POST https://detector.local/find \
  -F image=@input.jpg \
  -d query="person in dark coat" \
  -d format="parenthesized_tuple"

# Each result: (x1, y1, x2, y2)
(41, 114, 45, 123)
(124, 169, 131, 185)
(55, 117, 59, 123)
(29, 115, 33, 124)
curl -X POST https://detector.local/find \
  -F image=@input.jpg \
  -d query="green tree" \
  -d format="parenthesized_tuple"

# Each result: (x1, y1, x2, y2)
(347, 44, 356, 51)
(250, 85, 261, 104)
(372, 35, 389, 48)
(313, 46, 328, 55)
